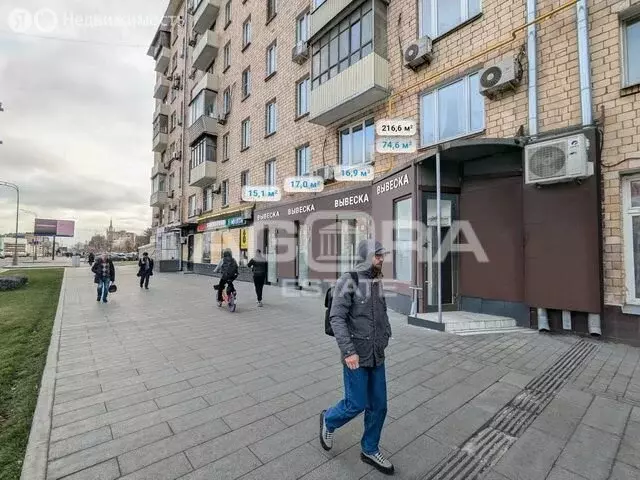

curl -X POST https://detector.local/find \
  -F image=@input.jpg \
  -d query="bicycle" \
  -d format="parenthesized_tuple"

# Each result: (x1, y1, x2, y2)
(214, 281, 237, 312)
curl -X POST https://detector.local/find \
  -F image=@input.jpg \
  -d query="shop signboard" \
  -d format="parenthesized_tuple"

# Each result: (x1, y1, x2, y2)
(226, 216, 245, 228)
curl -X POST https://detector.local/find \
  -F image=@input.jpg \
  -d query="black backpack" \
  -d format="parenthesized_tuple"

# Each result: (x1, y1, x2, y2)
(324, 272, 359, 336)
(226, 259, 239, 279)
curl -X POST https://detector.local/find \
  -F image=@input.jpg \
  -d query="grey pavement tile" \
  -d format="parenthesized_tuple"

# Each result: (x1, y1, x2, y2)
(479, 469, 511, 480)
(155, 378, 238, 408)
(456, 359, 487, 373)
(294, 376, 343, 400)
(50, 400, 158, 443)
(581, 396, 631, 436)
(250, 375, 320, 403)
(105, 381, 191, 411)
(202, 377, 277, 406)
(54, 459, 120, 480)
(53, 385, 148, 416)
(531, 393, 592, 442)
(424, 383, 486, 417)
(380, 405, 445, 454)
(111, 397, 209, 438)
(299, 444, 373, 480)
(186, 364, 255, 387)
(52, 402, 107, 428)
(54, 385, 103, 405)
(119, 453, 193, 480)
(556, 387, 594, 408)
(493, 427, 565, 480)
(238, 443, 327, 480)
(275, 389, 342, 427)
(470, 382, 522, 416)
(249, 416, 318, 463)
(185, 416, 288, 469)
(387, 385, 437, 420)
(618, 421, 640, 469)
(47, 423, 172, 480)
(465, 365, 511, 389)
(49, 426, 113, 461)
(169, 394, 258, 433)
(222, 392, 305, 429)
(631, 406, 640, 423)
(556, 424, 620, 480)
(268, 361, 328, 383)
(546, 466, 590, 480)
(142, 366, 220, 390)
(610, 461, 640, 480)
(422, 367, 473, 393)
(499, 371, 535, 389)
(387, 368, 436, 397)
(178, 448, 263, 480)
(426, 404, 495, 449)
(229, 368, 274, 385)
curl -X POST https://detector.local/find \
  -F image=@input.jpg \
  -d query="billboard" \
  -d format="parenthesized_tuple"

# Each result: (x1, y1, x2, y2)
(34, 219, 75, 237)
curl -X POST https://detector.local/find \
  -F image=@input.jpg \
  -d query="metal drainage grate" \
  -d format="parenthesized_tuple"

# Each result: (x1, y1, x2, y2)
(422, 340, 597, 480)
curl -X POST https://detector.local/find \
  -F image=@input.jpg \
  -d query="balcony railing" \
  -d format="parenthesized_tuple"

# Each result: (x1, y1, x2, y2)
(192, 73, 220, 100)
(309, 52, 390, 126)
(193, 0, 221, 35)
(150, 190, 169, 207)
(152, 132, 168, 153)
(154, 76, 170, 99)
(309, 0, 353, 40)
(189, 161, 218, 188)
(188, 114, 219, 146)
(154, 47, 171, 73)
(193, 31, 220, 71)
(153, 103, 170, 120)
(151, 162, 167, 178)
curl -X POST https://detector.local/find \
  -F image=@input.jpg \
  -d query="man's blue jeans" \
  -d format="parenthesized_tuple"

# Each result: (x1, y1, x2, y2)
(97, 278, 110, 302)
(324, 364, 387, 455)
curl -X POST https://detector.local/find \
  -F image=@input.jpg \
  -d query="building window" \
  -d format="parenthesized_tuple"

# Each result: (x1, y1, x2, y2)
(265, 159, 276, 185)
(223, 41, 231, 71)
(189, 89, 216, 126)
(420, 72, 484, 146)
(242, 67, 251, 98)
(296, 145, 311, 176)
(311, 2, 373, 88)
(267, 0, 277, 22)
(170, 111, 177, 131)
(188, 195, 197, 217)
(172, 51, 178, 72)
(241, 118, 251, 150)
(265, 100, 277, 136)
(222, 179, 229, 206)
(224, 1, 232, 27)
(242, 16, 252, 48)
(223, 87, 231, 114)
(241, 170, 249, 188)
(623, 175, 640, 304)
(190, 136, 216, 169)
(623, 14, 640, 86)
(204, 187, 213, 211)
(222, 133, 229, 161)
(266, 41, 277, 78)
(419, 0, 482, 39)
(393, 197, 412, 282)
(296, 12, 309, 43)
(339, 118, 375, 166)
(296, 77, 309, 117)
(313, 0, 326, 8)
(169, 173, 175, 192)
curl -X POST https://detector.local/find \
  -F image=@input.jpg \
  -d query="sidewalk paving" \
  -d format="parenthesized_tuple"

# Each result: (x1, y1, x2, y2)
(22, 266, 640, 480)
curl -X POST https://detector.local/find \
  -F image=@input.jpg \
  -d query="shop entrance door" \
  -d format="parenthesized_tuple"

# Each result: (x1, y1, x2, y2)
(266, 227, 277, 285)
(187, 235, 194, 272)
(339, 216, 371, 275)
(297, 222, 309, 288)
(422, 193, 459, 312)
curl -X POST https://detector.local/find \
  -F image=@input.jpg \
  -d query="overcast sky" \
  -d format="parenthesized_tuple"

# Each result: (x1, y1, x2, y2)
(0, 0, 165, 242)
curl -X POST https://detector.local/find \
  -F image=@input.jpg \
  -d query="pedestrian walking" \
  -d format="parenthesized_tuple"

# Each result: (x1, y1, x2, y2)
(319, 239, 394, 475)
(91, 253, 116, 303)
(247, 249, 267, 307)
(88, 252, 95, 266)
(137, 252, 154, 289)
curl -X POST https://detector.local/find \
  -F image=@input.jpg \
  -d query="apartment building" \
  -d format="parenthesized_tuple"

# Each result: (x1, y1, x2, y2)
(148, 0, 640, 344)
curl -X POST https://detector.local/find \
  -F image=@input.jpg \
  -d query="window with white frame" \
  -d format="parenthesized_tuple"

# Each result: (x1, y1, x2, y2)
(223, 41, 231, 70)
(188, 195, 197, 217)
(240, 170, 249, 189)
(339, 118, 375, 166)
(419, 0, 482, 39)
(265, 159, 276, 185)
(222, 133, 229, 160)
(296, 77, 309, 116)
(189, 89, 216, 126)
(242, 67, 251, 98)
(242, 16, 252, 48)
(266, 42, 277, 77)
(222, 87, 231, 114)
(623, 175, 640, 304)
(394, 197, 412, 282)
(622, 13, 640, 86)
(296, 145, 311, 176)
(190, 136, 216, 169)
(222, 179, 229, 206)
(204, 187, 213, 211)
(224, 1, 232, 26)
(313, 0, 326, 9)
(241, 118, 251, 149)
(265, 100, 277, 135)
(267, 0, 277, 20)
(420, 72, 484, 146)
(296, 12, 309, 43)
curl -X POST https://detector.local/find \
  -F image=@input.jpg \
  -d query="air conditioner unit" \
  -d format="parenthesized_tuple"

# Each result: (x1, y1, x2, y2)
(404, 36, 433, 70)
(525, 134, 592, 185)
(189, 33, 198, 47)
(171, 151, 180, 161)
(189, 67, 197, 79)
(479, 56, 523, 97)
(166, 74, 174, 81)
(172, 75, 181, 90)
(217, 112, 228, 125)
(314, 165, 334, 183)
(291, 41, 309, 64)
(167, 190, 174, 199)
(211, 183, 221, 194)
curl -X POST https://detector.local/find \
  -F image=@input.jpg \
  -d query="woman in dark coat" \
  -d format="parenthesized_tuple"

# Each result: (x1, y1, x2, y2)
(137, 252, 154, 289)
(91, 253, 115, 303)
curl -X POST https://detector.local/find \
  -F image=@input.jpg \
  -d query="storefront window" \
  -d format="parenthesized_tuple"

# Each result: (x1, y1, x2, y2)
(202, 232, 211, 264)
(394, 197, 412, 282)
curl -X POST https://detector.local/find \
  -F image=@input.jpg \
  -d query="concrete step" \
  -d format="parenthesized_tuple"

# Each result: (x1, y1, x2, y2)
(456, 327, 536, 336)
(445, 318, 517, 332)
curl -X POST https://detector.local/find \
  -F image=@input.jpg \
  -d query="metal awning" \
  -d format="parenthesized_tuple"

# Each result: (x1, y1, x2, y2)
(416, 138, 524, 164)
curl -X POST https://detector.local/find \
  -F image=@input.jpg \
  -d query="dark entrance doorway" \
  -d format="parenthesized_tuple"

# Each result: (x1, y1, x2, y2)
(186, 235, 194, 272)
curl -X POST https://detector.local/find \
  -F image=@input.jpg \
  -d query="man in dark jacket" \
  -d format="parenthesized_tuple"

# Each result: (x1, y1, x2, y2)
(88, 252, 95, 266)
(247, 249, 267, 307)
(137, 252, 154, 289)
(213, 249, 238, 306)
(91, 253, 116, 303)
(319, 239, 394, 475)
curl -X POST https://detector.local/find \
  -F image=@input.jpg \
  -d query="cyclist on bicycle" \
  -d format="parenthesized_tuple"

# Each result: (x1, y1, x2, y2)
(214, 249, 239, 307)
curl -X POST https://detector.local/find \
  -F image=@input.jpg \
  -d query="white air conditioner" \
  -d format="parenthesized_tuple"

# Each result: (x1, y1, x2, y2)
(404, 36, 433, 70)
(314, 165, 334, 182)
(172, 75, 181, 90)
(217, 112, 228, 125)
(189, 67, 197, 79)
(291, 41, 309, 64)
(525, 134, 592, 185)
(189, 33, 198, 47)
(479, 56, 523, 97)
(211, 183, 221, 194)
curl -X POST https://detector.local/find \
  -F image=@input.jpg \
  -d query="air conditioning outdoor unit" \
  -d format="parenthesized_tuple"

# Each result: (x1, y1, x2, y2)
(404, 36, 433, 70)
(524, 134, 592, 185)
(189, 67, 197, 79)
(172, 75, 181, 90)
(314, 165, 335, 183)
(211, 183, 221, 194)
(217, 112, 228, 125)
(167, 190, 174, 199)
(172, 151, 181, 161)
(189, 34, 198, 47)
(291, 41, 309, 64)
(479, 56, 523, 97)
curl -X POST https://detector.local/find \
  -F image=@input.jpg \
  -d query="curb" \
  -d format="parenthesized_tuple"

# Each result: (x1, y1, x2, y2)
(20, 268, 67, 480)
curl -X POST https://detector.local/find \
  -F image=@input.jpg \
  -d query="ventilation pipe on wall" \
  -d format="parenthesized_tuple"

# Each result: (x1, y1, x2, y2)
(588, 313, 602, 336)
(537, 308, 550, 332)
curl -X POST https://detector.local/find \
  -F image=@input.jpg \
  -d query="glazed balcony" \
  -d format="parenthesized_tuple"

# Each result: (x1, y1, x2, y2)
(188, 115, 219, 146)
(150, 191, 168, 207)
(310, 0, 353, 39)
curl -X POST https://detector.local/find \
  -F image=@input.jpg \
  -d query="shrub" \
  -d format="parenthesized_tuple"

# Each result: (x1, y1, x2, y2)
(0, 276, 28, 291)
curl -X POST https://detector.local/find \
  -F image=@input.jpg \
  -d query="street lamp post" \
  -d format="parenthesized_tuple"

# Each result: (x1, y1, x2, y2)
(0, 181, 20, 266)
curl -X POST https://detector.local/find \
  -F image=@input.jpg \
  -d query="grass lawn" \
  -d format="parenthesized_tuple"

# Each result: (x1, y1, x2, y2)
(0, 269, 63, 480)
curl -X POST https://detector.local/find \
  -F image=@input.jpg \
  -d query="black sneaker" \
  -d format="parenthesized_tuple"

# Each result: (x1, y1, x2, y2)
(361, 452, 394, 475)
(97, 296, 100, 302)
(319, 410, 333, 450)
